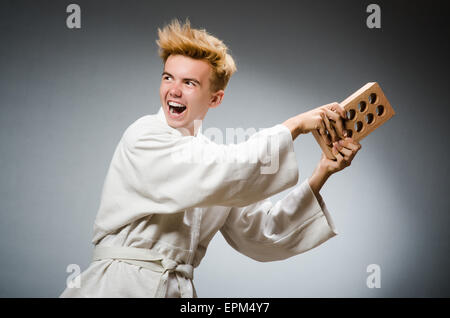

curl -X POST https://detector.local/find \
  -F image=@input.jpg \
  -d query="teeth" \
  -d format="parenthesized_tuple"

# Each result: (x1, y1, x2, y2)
(168, 101, 185, 107)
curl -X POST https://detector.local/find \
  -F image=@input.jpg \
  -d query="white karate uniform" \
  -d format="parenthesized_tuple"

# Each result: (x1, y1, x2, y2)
(60, 107, 338, 298)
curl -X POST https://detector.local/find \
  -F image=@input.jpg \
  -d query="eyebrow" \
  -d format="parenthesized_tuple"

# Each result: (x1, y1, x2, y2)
(162, 72, 201, 85)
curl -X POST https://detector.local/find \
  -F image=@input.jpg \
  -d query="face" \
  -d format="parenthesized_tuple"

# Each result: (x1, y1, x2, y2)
(159, 54, 224, 136)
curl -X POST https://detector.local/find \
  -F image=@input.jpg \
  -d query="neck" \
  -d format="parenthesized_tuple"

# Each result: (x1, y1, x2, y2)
(176, 119, 203, 137)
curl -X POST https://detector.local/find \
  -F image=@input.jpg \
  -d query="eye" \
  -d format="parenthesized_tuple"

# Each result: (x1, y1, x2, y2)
(163, 75, 172, 81)
(185, 81, 196, 87)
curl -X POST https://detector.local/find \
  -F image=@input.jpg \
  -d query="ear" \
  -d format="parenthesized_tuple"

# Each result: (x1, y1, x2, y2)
(208, 90, 225, 109)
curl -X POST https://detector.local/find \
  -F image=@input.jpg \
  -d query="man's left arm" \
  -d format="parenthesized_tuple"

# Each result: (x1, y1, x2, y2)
(219, 178, 337, 262)
(219, 138, 361, 262)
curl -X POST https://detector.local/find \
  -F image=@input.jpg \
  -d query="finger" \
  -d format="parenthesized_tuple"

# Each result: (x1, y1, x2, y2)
(330, 145, 341, 165)
(316, 114, 326, 135)
(318, 115, 331, 145)
(339, 140, 361, 166)
(323, 107, 341, 123)
(333, 141, 351, 160)
(332, 145, 344, 164)
(322, 111, 337, 142)
(339, 138, 362, 151)
(326, 102, 346, 119)
(324, 108, 345, 139)
(337, 146, 352, 159)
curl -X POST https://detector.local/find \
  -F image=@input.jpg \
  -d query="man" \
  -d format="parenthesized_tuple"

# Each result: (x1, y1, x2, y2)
(60, 19, 360, 298)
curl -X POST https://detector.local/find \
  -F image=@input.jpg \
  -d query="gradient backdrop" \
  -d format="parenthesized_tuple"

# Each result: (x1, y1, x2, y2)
(0, 0, 449, 297)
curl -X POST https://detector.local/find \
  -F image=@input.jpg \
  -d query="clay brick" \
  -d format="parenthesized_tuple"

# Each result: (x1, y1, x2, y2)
(312, 82, 395, 159)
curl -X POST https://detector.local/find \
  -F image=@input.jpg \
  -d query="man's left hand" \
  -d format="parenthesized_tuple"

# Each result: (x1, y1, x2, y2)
(321, 137, 362, 175)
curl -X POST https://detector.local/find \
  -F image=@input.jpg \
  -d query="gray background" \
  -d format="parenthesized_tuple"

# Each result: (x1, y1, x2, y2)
(1, 0, 449, 297)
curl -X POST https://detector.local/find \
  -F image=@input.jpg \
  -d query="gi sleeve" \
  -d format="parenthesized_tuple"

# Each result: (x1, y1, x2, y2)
(121, 122, 299, 212)
(219, 179, 338, 262)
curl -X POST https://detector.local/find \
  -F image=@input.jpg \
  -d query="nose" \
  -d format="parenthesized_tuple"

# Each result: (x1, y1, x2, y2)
(168, 82, 182, 98)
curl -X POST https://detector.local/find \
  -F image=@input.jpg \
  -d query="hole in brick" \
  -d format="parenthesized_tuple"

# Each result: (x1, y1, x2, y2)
(347, 109, 356, 120)
(376, 105, 384, 116)
(369, 93, 377, 104)
(365, 113, 374, 124)
(346, 129, 353, 138)
(355, 121, 363, 132)
(358, 101, 367, 112)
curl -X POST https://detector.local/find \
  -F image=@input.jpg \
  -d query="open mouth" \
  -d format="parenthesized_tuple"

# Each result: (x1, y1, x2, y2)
(168, 101, 187, 116)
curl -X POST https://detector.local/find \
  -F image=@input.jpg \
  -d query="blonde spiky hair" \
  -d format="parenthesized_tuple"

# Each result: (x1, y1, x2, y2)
(156, 18, 237, 92)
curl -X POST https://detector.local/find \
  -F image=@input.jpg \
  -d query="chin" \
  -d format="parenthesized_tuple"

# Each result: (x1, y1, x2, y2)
(165, 115, 183, 125)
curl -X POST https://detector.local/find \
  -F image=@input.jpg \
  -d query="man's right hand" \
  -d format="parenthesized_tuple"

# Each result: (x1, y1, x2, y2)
(283, 102, 347, 143)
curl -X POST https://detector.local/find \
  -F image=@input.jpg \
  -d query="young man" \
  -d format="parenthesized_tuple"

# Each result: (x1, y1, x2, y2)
(60, 19, 360, 298)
